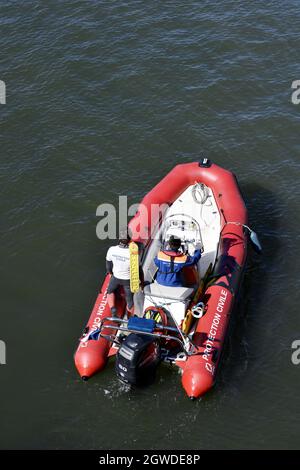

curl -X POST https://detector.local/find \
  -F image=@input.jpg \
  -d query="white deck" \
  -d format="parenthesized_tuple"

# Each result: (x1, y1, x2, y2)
(162, 184, 220, 278)
(134, 183, 221, 323)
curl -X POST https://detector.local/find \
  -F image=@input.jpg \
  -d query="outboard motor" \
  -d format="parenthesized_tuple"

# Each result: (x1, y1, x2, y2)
(116, 333, 160, 386)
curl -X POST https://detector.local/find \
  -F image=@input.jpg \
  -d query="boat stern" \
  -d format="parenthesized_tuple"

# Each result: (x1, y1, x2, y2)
(181, 357, 214, 399)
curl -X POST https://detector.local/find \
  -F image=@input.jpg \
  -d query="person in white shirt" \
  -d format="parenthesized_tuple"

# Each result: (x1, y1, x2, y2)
(106, 229, 143, 316)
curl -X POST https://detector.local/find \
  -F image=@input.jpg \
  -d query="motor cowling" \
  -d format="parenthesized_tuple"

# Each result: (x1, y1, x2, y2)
(116, 333, 160, 386)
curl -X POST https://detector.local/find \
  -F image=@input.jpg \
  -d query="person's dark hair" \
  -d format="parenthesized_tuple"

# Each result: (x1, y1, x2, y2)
(168, 235, 181, 251)
(119, 228, 131, 245)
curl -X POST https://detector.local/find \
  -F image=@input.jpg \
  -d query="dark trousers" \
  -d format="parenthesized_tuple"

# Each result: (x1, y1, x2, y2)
(107, 276, 134, 309)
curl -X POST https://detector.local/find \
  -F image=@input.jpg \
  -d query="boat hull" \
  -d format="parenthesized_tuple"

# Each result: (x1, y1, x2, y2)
(74, 161, 248, 397)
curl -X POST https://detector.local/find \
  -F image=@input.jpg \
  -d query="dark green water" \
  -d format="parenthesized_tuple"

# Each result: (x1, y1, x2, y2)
(1, 0, 300, 450)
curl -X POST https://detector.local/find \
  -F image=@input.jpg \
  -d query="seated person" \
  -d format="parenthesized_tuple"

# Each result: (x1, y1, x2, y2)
(154, 236, 201, 287)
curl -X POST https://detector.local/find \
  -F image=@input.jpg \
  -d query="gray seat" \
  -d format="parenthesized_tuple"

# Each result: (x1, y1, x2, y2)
(144, 283, 194, 301)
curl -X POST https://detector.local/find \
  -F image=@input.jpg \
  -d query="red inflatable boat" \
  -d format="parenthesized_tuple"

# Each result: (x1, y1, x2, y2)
(74, 159, 261, 398)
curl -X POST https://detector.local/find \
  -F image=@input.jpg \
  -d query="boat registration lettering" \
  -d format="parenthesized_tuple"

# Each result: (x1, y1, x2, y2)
(80, 289, 108, 348)
(203, 289, 228, 364)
